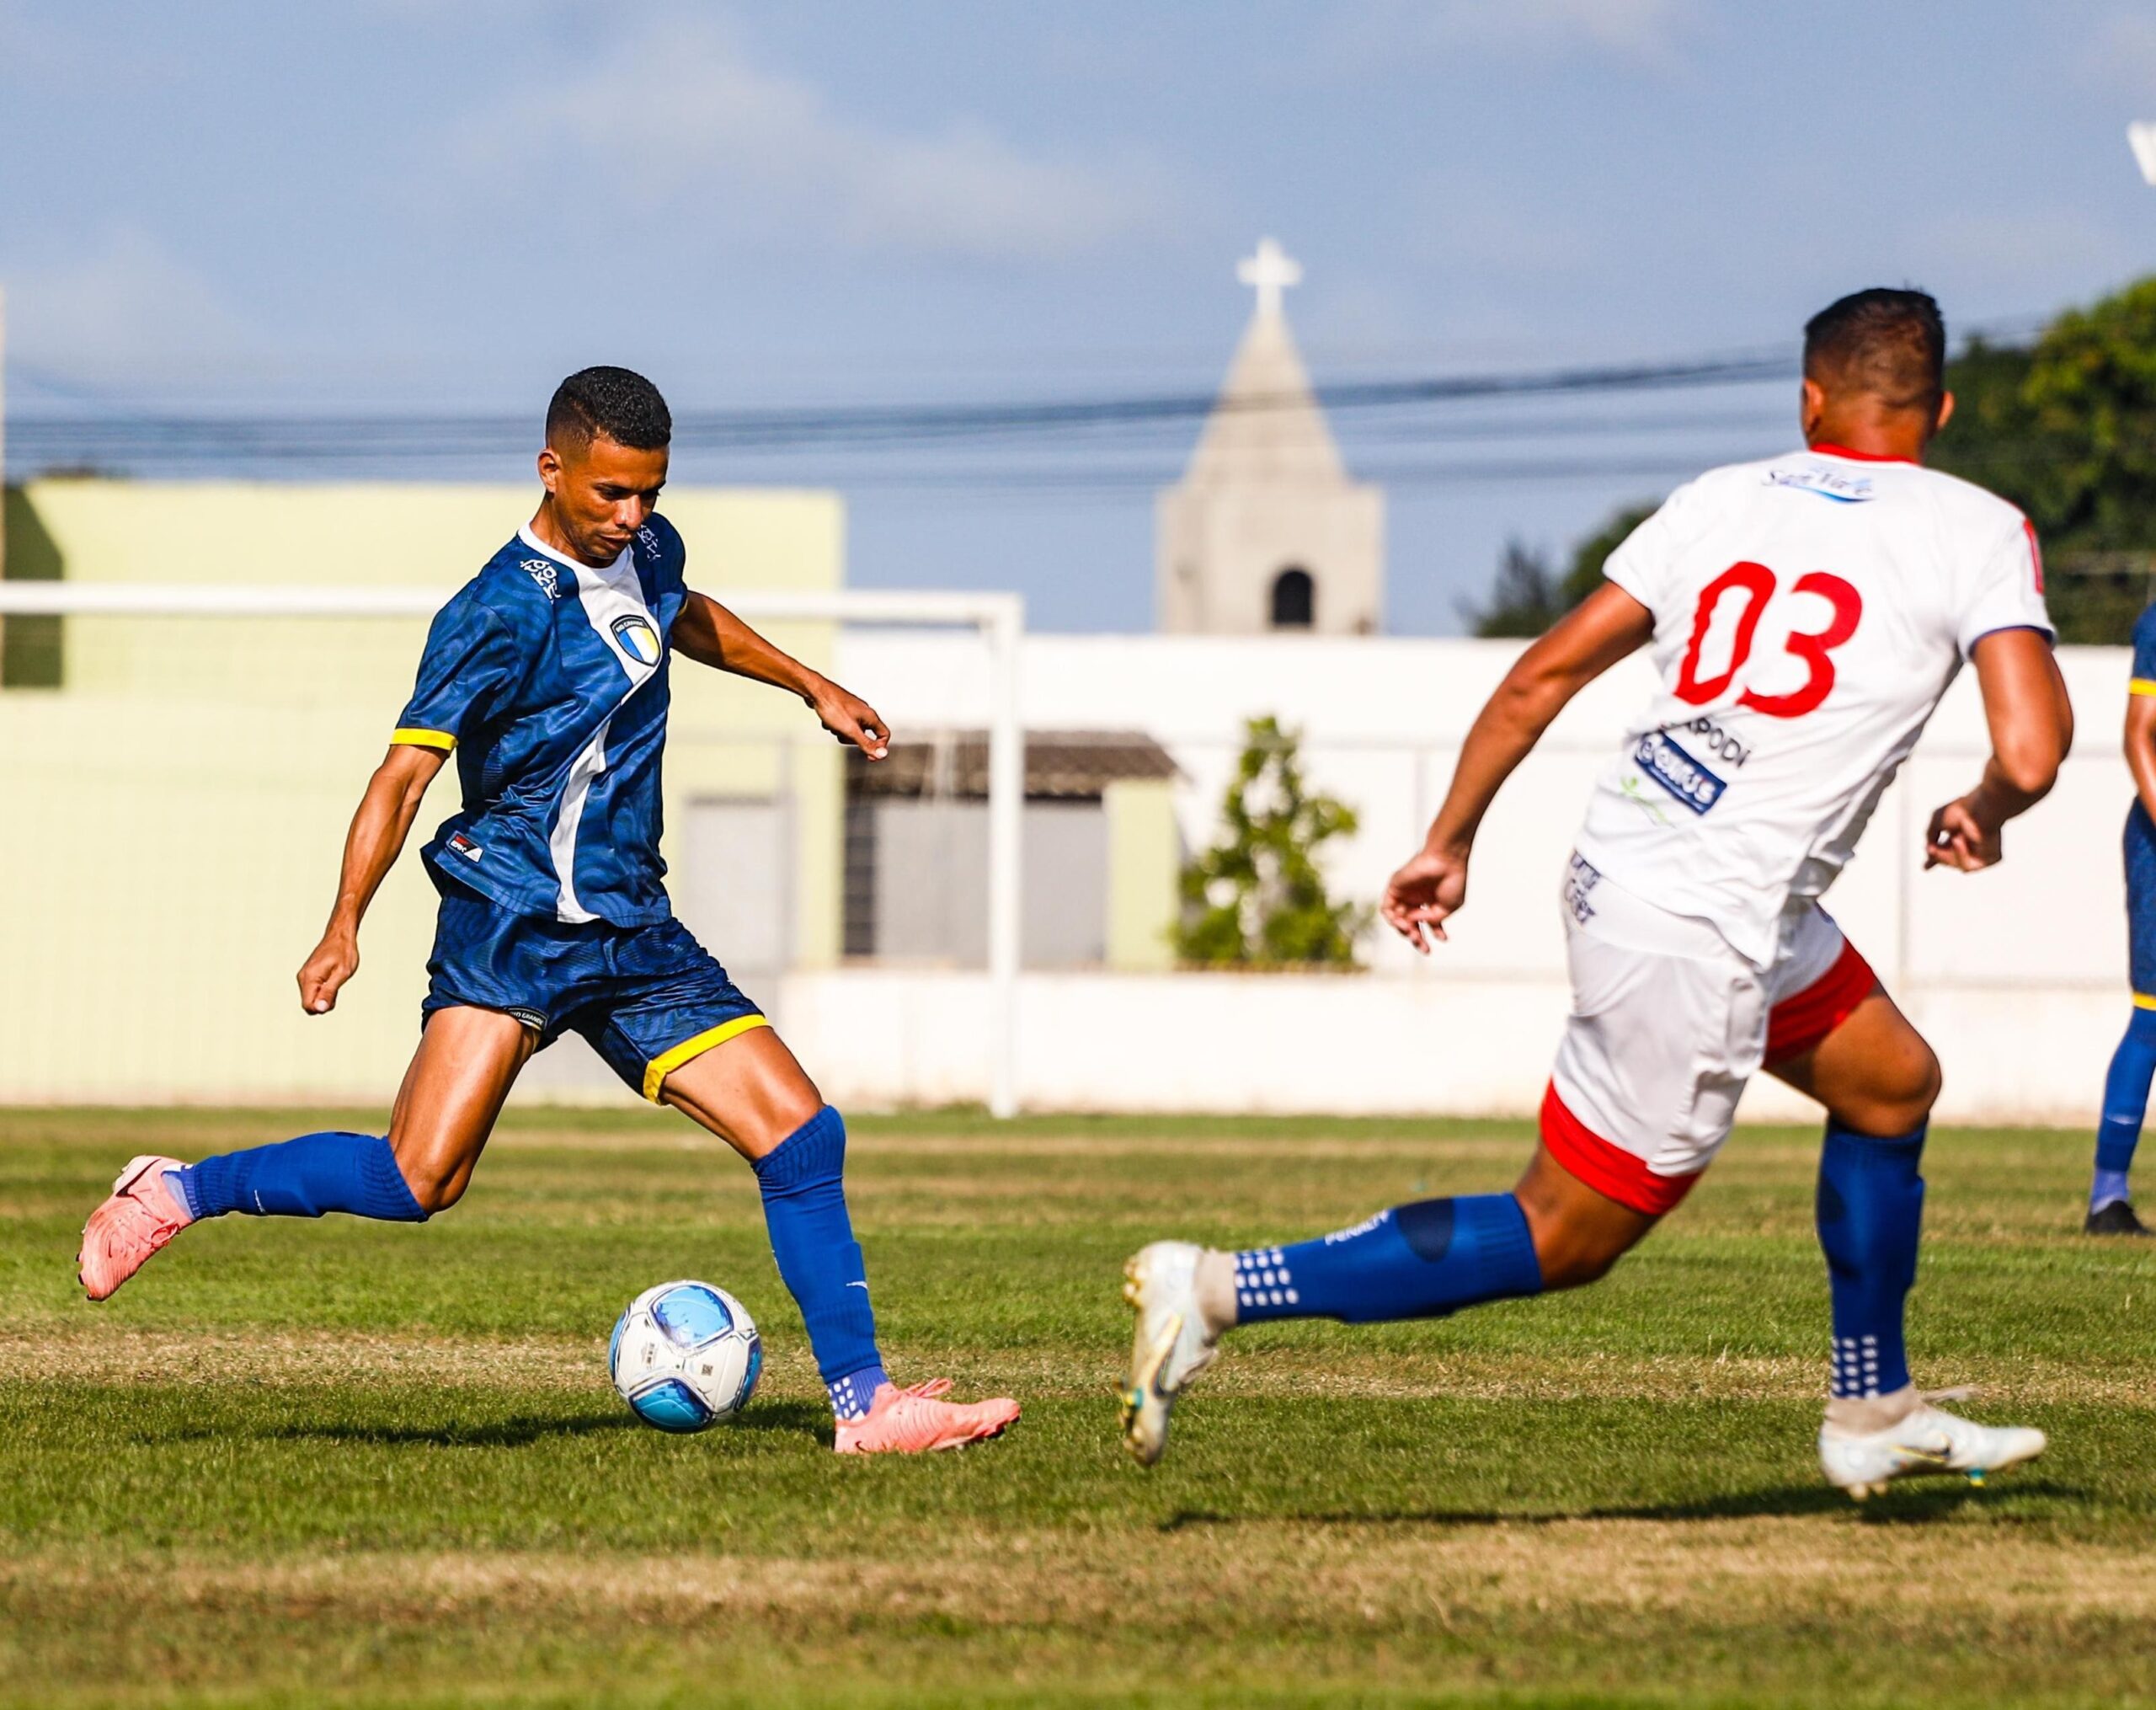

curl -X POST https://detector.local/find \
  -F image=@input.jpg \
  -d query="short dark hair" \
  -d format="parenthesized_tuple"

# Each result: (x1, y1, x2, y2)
(1802, 288, 1946, 414)
(546, 366, 672, 452)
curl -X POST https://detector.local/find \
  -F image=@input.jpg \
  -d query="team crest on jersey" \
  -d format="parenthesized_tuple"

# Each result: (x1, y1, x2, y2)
(1767, 465, 1875, 504)
(611, 612, 663, 666)
(520, 558, 561, 598)
(1636, 730, 1726, 815)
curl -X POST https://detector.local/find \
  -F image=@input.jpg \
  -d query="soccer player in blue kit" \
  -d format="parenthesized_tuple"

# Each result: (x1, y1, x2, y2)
(78, 367, 1022, 1454)
(2087, 603, 2156, 1236)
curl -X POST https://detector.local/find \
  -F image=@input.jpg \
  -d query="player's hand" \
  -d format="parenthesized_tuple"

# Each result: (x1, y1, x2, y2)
(1382, 845, 1470, 954)
(1924, 794, 2004, 872)
(808, 679, 891, 761)
(297, 929, 360, 1015)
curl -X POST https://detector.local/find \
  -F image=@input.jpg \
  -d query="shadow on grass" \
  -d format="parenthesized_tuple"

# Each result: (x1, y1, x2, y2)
(1160, 1477, 2083, 1531)
(141, 1399, 834, 1449)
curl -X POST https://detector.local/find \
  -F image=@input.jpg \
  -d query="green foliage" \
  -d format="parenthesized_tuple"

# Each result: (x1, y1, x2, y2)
(1466, 505, 1657, 639)
(1174, 715, 1369, 966)
(1467, 275, 2156, 644)
(1932, 279, 2156, 642)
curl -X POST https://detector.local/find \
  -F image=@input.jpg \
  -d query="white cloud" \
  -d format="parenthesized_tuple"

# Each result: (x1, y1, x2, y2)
(2, 227, 250, 386)
(440, 14, 1163, 264)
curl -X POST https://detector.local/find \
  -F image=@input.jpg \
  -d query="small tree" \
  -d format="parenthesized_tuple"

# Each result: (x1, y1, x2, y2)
(1465, 505, 1658, 638)
(1175, 715, 1371, 967)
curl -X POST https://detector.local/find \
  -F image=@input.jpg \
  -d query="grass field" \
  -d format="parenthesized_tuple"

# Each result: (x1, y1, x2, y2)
(3, 1107, 2153, 1709)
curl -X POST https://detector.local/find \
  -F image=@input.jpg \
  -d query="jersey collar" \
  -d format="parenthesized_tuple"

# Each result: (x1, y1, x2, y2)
(1808, 442, 1919, 466)
(518, 524, 629, 573)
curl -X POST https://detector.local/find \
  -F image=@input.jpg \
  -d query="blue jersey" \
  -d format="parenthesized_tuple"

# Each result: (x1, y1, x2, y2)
(2134, 602, 2156, 702)
(392, 516, 687, 927)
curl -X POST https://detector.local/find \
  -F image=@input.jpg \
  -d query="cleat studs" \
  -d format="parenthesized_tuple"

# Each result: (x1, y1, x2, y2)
(1967, 1469, 1987, 1487)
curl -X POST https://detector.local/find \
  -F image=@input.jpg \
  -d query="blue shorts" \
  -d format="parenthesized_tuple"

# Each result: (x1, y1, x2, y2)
(2128, 802, 2156, 1000)
(421, 879, 766, 1101)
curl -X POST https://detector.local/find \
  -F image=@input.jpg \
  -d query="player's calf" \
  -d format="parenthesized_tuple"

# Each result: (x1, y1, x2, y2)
(1119, 1188, 1558, 1465)
(79, 1131, 433, 1300)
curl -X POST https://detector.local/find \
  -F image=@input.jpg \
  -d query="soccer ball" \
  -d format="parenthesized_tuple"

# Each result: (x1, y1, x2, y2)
(608, 1280, 762, 1432)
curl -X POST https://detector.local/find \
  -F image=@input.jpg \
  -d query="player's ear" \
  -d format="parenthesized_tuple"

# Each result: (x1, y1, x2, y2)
(1800, 377, 1827, 438)
(1934, 390, 1956, 434)
(536, 445, 563, 495)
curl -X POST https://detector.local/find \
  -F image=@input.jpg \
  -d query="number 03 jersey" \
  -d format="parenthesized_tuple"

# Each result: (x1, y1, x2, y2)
(1572, 445, 2053, 967)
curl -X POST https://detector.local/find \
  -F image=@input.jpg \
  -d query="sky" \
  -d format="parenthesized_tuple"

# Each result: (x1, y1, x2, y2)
(3, 0, 2155, 631)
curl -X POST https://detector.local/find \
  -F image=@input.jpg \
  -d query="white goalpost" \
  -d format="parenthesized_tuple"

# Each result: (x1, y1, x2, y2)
(0, 580, 1027, 1119)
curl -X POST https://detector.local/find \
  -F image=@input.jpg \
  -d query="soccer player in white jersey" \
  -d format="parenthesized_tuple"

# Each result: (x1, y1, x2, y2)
(1122, 289, 2074, 1498)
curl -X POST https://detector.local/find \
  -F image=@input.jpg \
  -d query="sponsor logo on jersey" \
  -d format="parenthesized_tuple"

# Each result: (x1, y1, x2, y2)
(638, 525, 662, 555)
(1636, 730, 1726, 815)
(1767, 464, 1876, 504)
(1682, 713, 1752, 768)
(610, 613, 663, 667)
(520, 558, 561, 598)
(447, 831, 484, 862)
(1564, 852, 1602, 924)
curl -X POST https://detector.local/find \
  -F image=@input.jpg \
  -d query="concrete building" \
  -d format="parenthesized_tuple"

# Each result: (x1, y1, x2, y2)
(1155, 239, 1385, 636)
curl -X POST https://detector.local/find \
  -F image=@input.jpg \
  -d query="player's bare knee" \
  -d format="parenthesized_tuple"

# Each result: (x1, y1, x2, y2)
(1838, 1037, 1941, 1136)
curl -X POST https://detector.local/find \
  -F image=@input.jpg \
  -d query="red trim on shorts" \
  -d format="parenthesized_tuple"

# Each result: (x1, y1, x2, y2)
(1539, 1082, 1700, 1216)
(1764, 939, 1880, 1065)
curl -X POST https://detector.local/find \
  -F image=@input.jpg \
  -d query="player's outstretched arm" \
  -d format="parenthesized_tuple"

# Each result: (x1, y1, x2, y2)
(1385, 583, 1654, 953)
(297, 743, 448, 1015)
(1924, 628, 2074, 873)
(671, 590, 890, 761)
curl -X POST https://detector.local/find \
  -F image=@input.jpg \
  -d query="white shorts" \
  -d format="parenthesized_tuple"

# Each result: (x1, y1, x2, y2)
(1543, 853, 1879, 1216)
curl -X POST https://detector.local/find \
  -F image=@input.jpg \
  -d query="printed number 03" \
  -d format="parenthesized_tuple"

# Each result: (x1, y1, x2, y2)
(1673, 561, 1862, 719)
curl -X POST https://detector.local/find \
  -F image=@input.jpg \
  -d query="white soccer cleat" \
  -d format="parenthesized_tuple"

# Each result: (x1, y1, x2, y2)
(1819, 1393, 2047, 1500)
(1119, 1240, 1222, 1467)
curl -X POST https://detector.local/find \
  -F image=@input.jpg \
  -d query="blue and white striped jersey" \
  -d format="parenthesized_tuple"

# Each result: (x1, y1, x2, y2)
(392, 515, 686, 927)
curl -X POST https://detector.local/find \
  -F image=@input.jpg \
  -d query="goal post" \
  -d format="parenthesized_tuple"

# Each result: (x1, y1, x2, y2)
(0, 580, 1027, 1118)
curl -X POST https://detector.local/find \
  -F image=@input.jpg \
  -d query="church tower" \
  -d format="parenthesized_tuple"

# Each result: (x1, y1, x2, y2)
(1155, 240, 1384, 635)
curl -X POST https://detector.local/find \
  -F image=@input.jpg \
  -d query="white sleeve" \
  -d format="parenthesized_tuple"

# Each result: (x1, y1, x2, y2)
(1956, 516, 2054, 659)
(1600, 482, 1696, 617)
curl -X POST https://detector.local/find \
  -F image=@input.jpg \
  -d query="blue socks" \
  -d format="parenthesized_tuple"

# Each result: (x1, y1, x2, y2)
(2093, 1006, 2156, 1211)
(1232, 1194, 1544, 1324)
(751, 1106, 886, 1419)
(169, 1132, 426, 1222)
(1816, 1121, 1924, 1399)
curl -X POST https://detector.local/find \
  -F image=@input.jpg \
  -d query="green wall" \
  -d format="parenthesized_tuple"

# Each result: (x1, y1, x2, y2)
(0, 478, 846, 1102)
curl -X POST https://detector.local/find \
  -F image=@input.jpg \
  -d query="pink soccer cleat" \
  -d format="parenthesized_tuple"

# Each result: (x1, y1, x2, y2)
(833, 1377, 1021, 1455)
(77, 1155, 194, 1301)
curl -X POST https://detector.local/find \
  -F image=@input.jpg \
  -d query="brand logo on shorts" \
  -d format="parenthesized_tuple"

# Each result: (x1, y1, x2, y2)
(507, 1006, 547, 1031)
(1636, 730, 1726, 815)
(611, 613, 663, 667)
(447, 831, 484, 862)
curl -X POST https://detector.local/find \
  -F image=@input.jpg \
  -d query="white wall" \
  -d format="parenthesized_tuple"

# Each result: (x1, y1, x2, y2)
(818, 632, 2137, 1122)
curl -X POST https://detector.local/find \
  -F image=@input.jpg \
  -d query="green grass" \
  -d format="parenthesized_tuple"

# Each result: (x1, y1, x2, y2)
(3, 1106, 2153, 1708)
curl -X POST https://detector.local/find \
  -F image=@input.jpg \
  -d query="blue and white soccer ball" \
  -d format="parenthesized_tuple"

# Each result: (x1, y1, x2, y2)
(608, 1280, 762, 1432)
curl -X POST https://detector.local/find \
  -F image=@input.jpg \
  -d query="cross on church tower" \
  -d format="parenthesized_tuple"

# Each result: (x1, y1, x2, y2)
(1236, 237, 1302, 319)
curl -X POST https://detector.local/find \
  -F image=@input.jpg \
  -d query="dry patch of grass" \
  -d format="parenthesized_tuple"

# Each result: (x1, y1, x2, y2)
(5, 1517, 2149, 1630)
